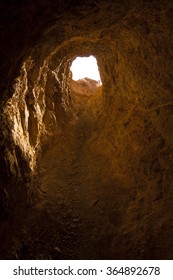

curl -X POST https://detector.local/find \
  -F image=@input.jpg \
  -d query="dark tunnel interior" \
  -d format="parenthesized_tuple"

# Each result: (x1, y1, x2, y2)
(0, 0, 173, 259)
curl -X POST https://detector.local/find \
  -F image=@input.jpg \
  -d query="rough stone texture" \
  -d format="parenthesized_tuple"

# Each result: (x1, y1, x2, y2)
(71, 77, 101, 96)
(0, 0, 173, 259)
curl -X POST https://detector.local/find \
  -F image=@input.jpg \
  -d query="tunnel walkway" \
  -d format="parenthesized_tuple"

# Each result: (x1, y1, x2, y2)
(8, 93, 134, 260)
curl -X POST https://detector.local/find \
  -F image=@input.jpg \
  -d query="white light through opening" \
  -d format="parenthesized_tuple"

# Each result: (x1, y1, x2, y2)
(70, 56, 101, 83)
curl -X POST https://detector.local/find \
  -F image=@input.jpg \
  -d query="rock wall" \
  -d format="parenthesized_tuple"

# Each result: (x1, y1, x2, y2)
(0, 52, 71, 216)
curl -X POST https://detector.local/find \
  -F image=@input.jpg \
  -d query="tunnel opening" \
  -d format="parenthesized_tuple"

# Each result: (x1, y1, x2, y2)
(70, 55, 102, 84)
(69, 55, 102, 105)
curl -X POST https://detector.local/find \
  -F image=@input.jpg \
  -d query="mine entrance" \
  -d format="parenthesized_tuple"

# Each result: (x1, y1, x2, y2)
(70, 55, 102, 99)
(70, 55, 102, 84)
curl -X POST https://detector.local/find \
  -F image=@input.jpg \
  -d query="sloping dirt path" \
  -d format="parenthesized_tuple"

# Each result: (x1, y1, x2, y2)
(8, 94, 134, 260)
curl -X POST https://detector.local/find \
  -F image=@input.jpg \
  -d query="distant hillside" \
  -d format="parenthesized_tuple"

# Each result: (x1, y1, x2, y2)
(71, 77, 101, 96)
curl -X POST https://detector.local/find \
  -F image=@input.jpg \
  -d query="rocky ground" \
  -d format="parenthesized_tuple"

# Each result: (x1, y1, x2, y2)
(1, 77, 173, 260)
(2, 82, 136, 260)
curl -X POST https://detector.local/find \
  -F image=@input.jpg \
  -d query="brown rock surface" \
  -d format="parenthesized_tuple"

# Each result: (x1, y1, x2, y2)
(71, 77, 101, 96)
(0, 0, 173, 259)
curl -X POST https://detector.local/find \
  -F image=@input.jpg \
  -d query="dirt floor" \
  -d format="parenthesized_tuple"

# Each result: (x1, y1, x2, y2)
(2, 91, 137, 260)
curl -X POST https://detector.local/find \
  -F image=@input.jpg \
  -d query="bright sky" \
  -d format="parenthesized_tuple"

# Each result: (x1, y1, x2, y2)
(70, 56, 101, 82)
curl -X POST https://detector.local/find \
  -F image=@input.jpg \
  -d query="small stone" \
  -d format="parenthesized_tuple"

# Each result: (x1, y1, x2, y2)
(54, 247, 62, 254)
(73, 219, 79, 223)
(91, 199, 99, 206)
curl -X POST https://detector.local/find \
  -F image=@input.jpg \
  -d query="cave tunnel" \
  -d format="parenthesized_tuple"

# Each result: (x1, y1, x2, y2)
(0, 0, 173, 260)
